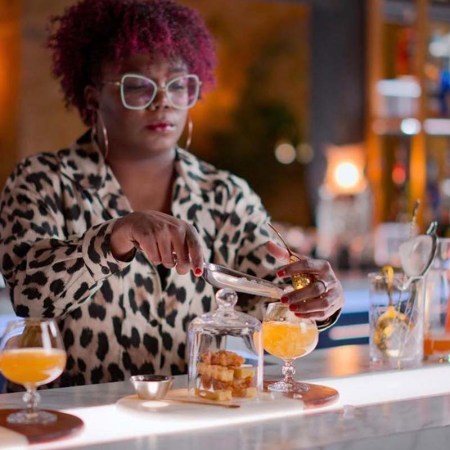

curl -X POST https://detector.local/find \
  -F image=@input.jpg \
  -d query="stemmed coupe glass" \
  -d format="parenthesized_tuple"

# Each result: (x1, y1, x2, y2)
(0, 318, 66, 424)
(262, 302, 318, 394)
(263, 222, 319, 394)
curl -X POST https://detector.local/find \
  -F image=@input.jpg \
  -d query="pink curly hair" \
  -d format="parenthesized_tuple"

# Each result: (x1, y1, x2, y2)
(47, 0, 216, 125)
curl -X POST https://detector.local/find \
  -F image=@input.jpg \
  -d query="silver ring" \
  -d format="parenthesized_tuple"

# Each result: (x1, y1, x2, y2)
(317, 279, 328, 295)
(171, 252, 178, 265)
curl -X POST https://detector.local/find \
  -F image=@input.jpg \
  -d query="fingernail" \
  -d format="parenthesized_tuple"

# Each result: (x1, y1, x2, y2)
(289, 304, 298, 311)
(281, 296, 289, 304)
(277, 269, 286, 277)
(194, 267, 203, 276)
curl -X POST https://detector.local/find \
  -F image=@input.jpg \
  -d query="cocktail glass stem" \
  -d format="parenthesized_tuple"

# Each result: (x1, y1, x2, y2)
(7, 388, 57, 424)
(267, 360, 310, 394)
(24, 388, 40, 419)
(282, 360, 309, 391)
(282, 360, 296, 384)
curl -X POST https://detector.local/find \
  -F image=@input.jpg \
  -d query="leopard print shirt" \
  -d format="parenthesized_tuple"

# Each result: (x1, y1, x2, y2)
(0, 132, 278, 387)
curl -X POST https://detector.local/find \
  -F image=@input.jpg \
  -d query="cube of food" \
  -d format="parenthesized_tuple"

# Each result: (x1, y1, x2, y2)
(233, 366, 255, 379)
(201, 350, 245, 367)
(231, 386, 257, 398)
(195, 388, 233, 402)
(197, 362, 234, 382)
(195, 350, 256, 401)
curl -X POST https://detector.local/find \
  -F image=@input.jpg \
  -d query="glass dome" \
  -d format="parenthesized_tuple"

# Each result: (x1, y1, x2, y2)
(187, 288, 263, 401)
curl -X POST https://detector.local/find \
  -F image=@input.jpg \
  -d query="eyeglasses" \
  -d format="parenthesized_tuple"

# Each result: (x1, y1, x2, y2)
(102, 73, 201, 110)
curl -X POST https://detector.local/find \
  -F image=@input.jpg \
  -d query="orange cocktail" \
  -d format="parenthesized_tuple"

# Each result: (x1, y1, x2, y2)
(424, 334, 450, 358)
(0, 348, 66, 386)
(262, 321, 318, 360)
(262, 302, 319, 394)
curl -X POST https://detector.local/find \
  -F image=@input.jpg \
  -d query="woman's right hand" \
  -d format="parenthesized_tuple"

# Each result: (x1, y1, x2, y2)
(109, 211, 204, 276)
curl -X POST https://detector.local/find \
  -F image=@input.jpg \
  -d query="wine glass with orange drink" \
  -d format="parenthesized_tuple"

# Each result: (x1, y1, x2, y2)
(0, 318, 66, 424)
(262, 302, 318, 393)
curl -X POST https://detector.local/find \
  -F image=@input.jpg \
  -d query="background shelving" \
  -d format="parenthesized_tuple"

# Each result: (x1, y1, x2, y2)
(367, 0, 450, 232)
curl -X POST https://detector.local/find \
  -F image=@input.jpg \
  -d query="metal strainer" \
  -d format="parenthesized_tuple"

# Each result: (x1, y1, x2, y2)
(398, 221, 438, 288)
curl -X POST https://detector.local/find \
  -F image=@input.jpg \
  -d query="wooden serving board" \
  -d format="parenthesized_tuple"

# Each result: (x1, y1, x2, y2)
(117, 388, 305, 423)
(0, 409, 84, 444)
(263, 380, 339, 409)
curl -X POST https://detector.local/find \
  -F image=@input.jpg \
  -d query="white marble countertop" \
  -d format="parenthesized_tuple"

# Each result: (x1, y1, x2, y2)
(1, 344, 450, 449)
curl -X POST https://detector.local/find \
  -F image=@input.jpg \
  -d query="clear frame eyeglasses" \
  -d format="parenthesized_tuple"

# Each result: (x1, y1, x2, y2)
(103, 73, 202, 110)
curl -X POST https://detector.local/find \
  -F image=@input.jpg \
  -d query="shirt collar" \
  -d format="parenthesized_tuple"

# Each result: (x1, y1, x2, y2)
(58, 130, 111, 192)
(173, 148, 207, 197)
(61, 131, 208, 200)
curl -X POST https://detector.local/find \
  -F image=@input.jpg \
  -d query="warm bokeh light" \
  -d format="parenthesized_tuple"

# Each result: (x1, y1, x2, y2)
(274, 142, 296, 164)
(400, 118, 420, 135)
(323, 143, 367, 195)
(334, 162, 360, 190)
(392, 163, 407, 185)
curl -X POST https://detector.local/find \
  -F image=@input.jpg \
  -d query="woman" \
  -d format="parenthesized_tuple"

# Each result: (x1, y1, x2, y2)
(0, 0, 343, 387)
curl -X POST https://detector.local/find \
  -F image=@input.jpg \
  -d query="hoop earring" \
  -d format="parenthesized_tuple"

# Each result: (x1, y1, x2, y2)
(92, 110, 109, 160)
(184, 116, 193, 150)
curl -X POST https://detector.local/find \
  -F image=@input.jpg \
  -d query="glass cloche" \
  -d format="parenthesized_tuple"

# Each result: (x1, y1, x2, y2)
(188, 288, 263, 401)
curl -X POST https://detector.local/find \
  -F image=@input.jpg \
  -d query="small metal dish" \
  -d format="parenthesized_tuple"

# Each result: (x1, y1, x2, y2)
(130, 375, 174, 400)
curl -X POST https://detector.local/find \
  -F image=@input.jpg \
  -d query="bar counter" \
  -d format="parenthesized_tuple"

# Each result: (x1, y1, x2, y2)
(1, 344, 450, 449)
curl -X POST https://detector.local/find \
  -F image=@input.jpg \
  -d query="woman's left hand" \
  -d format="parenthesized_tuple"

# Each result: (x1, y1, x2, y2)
(267, 241, 344, 321)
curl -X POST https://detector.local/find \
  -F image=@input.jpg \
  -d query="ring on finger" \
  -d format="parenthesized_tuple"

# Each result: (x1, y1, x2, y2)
(171, 252, 178, 265)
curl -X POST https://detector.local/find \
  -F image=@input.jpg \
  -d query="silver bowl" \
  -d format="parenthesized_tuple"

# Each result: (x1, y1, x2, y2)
(130, 374, 174, 400)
